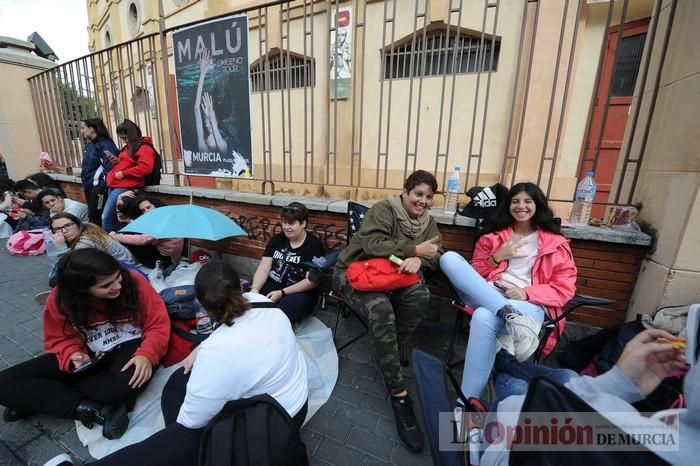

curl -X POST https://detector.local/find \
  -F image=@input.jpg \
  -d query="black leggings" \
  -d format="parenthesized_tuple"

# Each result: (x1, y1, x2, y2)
(124, 243, 172, 269)
(260, 281, 318, 324)
(0, 340, 146, 419)
(89, 368, 308, 466)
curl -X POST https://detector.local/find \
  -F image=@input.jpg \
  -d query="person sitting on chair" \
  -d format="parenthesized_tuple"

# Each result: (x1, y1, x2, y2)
(332, 169, 443, 453)
(249, 202, 325, 324)
(440, 182, 577, 407)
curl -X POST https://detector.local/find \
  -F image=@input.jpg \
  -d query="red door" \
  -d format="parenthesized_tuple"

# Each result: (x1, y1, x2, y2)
(581, 19, 649, 217)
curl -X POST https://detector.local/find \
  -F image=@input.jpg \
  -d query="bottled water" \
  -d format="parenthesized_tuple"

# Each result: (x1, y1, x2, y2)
(443, 166, 462, 214)
(42, 228, 59, 257)
(570, 171, 597, 225)
(195, 308, 213, 335)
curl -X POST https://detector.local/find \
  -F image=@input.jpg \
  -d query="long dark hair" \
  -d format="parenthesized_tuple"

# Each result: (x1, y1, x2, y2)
(82, 117, 114, 143)
(54, 249, 140, 342)
(26, 172, 66, 197)
(482, 182, 560, 234)
(116, 119, 142, 157)
(129, 194, 166, 219)
(194, 261, 250, 326)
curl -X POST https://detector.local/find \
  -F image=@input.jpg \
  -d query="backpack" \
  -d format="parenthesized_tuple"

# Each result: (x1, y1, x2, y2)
(459, 183, 509, 224)
(6, 229, 45, 256)
(133, 141, 162, 186)
(199, 394, 309, 466)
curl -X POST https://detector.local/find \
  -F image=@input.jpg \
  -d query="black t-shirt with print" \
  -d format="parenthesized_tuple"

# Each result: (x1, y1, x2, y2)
(263, 232, 326, 289)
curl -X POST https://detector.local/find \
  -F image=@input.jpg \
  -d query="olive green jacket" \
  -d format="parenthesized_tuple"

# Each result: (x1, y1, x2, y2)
(336, 199, 443, 271)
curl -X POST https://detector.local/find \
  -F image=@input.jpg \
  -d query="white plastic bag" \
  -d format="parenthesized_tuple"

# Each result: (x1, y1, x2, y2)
(0, 213, 11, 239)
(164, 261, 203, 288)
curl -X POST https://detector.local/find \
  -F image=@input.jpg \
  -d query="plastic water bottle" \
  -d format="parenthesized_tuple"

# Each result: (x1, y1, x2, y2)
(42, 228, 59, 257)
(443, 166, 462, 214)
(570, 171, 597, 225)
(195, 309, 213, 335)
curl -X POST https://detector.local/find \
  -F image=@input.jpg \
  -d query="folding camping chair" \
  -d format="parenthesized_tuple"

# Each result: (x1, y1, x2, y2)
(303, 201, 371, 352)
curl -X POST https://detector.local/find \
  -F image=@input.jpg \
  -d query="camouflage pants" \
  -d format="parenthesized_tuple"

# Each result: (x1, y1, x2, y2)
(333, 269, 430, 395)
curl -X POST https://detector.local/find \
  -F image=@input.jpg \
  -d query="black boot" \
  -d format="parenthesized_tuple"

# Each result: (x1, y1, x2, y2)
(390, 395, 424, 452)
(2, 407, 29, 423)
(74, 400, 129, 439)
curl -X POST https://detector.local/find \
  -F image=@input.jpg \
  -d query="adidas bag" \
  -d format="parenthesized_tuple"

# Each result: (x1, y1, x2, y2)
(459, 183, 508, 223)
(6, 229, 45, 256)
(198, 394, 308, 466)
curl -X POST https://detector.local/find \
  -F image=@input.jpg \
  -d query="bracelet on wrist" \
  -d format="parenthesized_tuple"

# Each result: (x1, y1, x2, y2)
(489, 255, 500, 265)
(280, 289, 287, 297)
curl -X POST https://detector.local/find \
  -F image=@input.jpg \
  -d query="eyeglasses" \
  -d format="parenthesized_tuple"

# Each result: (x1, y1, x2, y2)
(52, 222, 76, 233)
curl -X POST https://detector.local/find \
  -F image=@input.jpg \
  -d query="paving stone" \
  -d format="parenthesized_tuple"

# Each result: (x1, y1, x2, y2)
(314, 437, 367, 466)
(16, 433, 67, 466)
(363, 457, 390, 466)
(331, 383, 364, 406)
(334, 402, 379, 433)
(375, 416, 399, 442)
(391, 444, 433, 466)
(304, 412, 352, 443)
(350, 376, 388, 399)
(0, 442, 23, 466)
(346, 427, 394, 462)
(300, 428, 324, 456)
(0, 418, 42, 450)
(317, 397, 340, 416)
(338, 358, 378, 380)
(56, 429, 93, 463)
(360, 394, 393, 419)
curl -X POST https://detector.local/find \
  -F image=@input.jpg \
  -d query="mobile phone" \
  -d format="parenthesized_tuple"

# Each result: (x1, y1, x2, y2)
(71, 353, 105, 374)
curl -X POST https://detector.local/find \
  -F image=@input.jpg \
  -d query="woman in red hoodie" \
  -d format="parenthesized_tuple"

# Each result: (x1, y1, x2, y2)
(440, 182, 577, 402)
(102, 119, 156, 232)
(0, 248, 169, 440)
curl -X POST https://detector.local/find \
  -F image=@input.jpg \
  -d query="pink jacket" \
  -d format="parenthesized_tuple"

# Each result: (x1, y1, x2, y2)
(471, 227, 577, 357)
(112, 232, 184, 263)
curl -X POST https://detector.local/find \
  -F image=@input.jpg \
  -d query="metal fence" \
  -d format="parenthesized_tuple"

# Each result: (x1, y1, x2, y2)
(27, 0, 676, 207)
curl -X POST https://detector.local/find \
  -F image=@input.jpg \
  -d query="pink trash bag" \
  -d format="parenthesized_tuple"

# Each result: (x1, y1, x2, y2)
(6, 229, 46, 256)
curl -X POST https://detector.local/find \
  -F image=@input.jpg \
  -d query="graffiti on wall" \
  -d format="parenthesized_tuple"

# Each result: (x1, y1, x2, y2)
(225, 213, 348, 250)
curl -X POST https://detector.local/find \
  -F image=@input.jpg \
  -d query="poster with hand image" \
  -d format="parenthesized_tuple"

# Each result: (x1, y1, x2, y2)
(173, 14, 253, 177)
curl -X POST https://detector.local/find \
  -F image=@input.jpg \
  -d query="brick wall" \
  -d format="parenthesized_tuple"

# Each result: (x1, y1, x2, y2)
(60, 182, 647, 328)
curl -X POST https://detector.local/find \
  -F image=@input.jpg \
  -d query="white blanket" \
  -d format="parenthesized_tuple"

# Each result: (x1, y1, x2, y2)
(77, 316, 338, 459)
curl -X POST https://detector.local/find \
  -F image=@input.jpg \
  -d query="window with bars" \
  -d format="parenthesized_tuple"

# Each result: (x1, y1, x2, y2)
(611, 33, 647, 97)
(251, 52, 315, 92)
(384, 30, 500, 79)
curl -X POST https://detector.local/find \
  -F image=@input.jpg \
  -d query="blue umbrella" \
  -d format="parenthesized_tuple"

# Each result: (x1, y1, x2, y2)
(119, 204, 246, 241)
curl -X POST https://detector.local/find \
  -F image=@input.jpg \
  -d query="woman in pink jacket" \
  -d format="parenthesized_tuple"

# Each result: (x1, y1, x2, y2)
(440, 182, 577, 401)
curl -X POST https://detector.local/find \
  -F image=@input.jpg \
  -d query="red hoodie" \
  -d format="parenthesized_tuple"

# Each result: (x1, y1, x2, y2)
(43, 270, 170, 372)
(106, 136, 156, 188)
(470, 227, 577, 358)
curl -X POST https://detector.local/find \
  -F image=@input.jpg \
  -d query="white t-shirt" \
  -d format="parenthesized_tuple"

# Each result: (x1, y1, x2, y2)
(496, 230, 539, 289)
(177, 293, 308, 429)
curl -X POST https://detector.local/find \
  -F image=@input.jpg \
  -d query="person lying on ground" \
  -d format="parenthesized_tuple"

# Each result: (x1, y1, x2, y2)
(43, 260, 308, 466)
(0, 249, 169, 440)
(38, 188, 88, 221)
(109, 194, 184, 269)
(249, 201, 325, 324)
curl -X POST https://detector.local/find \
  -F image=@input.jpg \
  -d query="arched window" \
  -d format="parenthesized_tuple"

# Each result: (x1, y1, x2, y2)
(250, 49, 315, 92)
(383, 25, 500, 79)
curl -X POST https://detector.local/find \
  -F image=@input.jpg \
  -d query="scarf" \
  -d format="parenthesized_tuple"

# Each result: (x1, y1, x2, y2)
(387, 194, 431, 239)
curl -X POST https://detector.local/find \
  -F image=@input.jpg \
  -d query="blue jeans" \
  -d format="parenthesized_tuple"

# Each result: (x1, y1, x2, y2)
(493, 350, 577, 406)
(440, 251, 545, 398)
(102, 187, 130, 232)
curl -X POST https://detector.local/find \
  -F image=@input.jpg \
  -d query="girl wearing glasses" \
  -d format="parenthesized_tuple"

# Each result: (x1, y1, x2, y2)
(50, 213, 135, 265)
(0, 249, 170, 440)
(249, 202, 325, 324)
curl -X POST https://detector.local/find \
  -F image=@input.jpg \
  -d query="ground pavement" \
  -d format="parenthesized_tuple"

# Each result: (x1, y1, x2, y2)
(0, 240, 596, 465)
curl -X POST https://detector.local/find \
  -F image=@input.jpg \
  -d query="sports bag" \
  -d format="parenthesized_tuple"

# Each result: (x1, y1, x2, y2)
(6, 229, 45, 256)
(346, 257, 420, 292)
(198, 394, 308, 466)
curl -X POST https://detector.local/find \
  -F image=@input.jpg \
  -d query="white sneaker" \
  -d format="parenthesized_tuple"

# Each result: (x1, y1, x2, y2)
(43, 454, 73, 466)
(502, 312, 542, 361)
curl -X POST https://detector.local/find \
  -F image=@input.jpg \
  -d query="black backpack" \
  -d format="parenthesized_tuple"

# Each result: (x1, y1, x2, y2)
(198, 394, 309, 466)
(132, 141, 162, 186)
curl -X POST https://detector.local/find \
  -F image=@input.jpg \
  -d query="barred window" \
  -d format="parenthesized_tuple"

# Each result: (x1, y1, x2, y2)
(384, 30, 500, 79)
(251, 51, 315, 92)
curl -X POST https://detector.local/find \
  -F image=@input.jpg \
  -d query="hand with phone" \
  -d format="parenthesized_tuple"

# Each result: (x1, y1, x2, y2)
(70, 351, 104, 373)
(104, 150, 119, 164)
